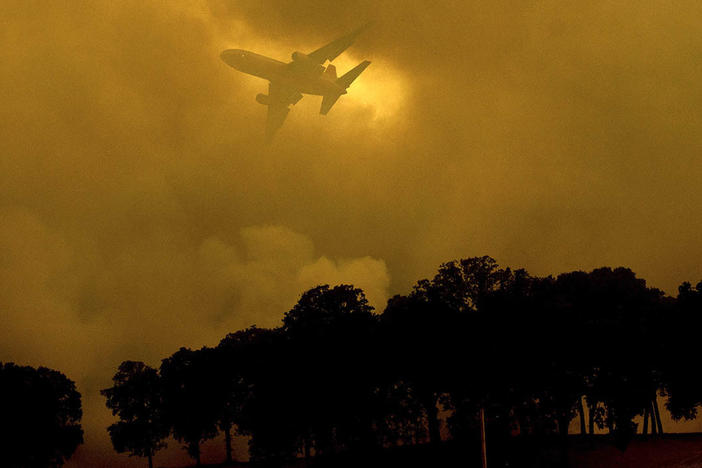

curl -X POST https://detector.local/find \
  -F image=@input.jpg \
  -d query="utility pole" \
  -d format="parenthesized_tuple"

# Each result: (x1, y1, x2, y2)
(480, 407, 488, 468)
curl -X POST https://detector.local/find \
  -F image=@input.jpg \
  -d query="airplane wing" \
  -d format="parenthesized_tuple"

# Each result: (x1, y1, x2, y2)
(265, 82, 303, 140)
(307, 24, 371, 64)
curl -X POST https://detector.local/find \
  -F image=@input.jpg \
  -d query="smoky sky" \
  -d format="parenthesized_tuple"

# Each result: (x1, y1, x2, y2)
(2, 0, 702, 465)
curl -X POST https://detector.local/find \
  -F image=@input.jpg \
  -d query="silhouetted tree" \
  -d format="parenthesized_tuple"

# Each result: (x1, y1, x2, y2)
(381, 292, 458, 446)
(372, 379, 428, 447)
(160, 347, 221, 466)
(414, 257, 526, 445)
(409, 259, 665, 461)
(525, 267, 664, 450)
(663, 281, 702, 421)
(0, 362, 83, 467)
(227, 327, 301, 464)
(282, 284, 379, 455)
(101, 361, 169, 468)
(579, 268, 664, 447)
(216, 327, 274, 464)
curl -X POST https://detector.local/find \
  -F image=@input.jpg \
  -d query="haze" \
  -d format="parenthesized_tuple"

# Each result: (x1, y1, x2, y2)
(2, 0, 702, 465)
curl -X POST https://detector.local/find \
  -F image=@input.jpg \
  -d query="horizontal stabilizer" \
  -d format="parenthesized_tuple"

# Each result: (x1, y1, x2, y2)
(336, 60, 371, 89)
(320, 94, 342, 115)
(321, 61, 371, 114)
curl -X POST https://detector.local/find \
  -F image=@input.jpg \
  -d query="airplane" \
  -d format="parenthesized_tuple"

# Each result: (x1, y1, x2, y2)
(220, 25, 371, 140)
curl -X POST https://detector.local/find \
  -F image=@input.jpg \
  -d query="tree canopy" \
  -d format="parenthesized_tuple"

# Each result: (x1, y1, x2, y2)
(101, 361, 169, 468)
(0, 362, 83, 467)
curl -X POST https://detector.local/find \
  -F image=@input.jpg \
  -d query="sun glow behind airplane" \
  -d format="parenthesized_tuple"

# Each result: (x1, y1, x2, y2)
(220, 24, 410, 139)
(328, 53, 409, 123)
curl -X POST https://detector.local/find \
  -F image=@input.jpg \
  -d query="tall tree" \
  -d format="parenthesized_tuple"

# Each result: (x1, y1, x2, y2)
(415, 257, 527, 445)
(582, 268, 664, 447)
(101, 361, 169, 468)
(540, 267, 664, 448)
(0, 362, 83, 467)
(381, 292, 458, 445)
(663, 281, 702, 422)
(215, 327, 274, 464)
(228, 327, 301, 464)
(282, 284, 380, 455)
(160, 347, 221, 466)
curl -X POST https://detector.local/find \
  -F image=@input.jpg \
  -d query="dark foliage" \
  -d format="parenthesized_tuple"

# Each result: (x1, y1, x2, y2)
(0, 362, 83, 467)
(160, 347, 222, 466)
(663, 281, 702, 420)
(101, 361, 169, 468)
(100, 257, 702, 465)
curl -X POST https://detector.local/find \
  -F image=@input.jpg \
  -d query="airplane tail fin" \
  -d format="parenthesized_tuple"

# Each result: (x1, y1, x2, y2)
(336, 60, 371, 89)
(320, 61, 371, 115)
(323, 64, 337, 81)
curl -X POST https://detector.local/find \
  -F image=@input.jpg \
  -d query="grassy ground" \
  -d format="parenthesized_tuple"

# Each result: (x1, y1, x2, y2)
(170, 434, 702, 468)
(571, 433, 702, 468)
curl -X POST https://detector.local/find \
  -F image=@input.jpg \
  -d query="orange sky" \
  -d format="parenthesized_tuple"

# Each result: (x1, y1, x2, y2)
(2, 1, 702, 465)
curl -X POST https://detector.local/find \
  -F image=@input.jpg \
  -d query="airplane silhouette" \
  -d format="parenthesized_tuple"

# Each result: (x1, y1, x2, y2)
(221, 25, 371, 140)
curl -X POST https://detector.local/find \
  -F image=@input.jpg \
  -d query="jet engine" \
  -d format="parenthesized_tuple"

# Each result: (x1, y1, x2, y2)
(256, 94, 269, 105)
(291, 51, 308, 62)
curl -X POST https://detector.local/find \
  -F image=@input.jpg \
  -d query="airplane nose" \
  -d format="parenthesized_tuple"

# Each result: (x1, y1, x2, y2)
(220, 49, 243, 69)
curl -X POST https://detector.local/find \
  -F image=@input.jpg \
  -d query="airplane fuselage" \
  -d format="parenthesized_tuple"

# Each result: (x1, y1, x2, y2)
(220, 49, 346, 96)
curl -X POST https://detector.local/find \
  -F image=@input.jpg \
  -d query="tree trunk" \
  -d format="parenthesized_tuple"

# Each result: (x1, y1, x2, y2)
(649, 401, 657, 435)
(148, 451, 153, 468)
(578, 397, 587, 435)
(653, 397, 663, 434)
(425, 395, 441, 445)
(588, 402, 595, 435)
(193, 441, 201, 467)
(304, 437, 312, 459)
(642, 406, 649, 435)
(224, 421, 233, 464)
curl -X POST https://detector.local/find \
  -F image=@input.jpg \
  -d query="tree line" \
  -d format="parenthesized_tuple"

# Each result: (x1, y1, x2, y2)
(99, 256, 702, 467)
